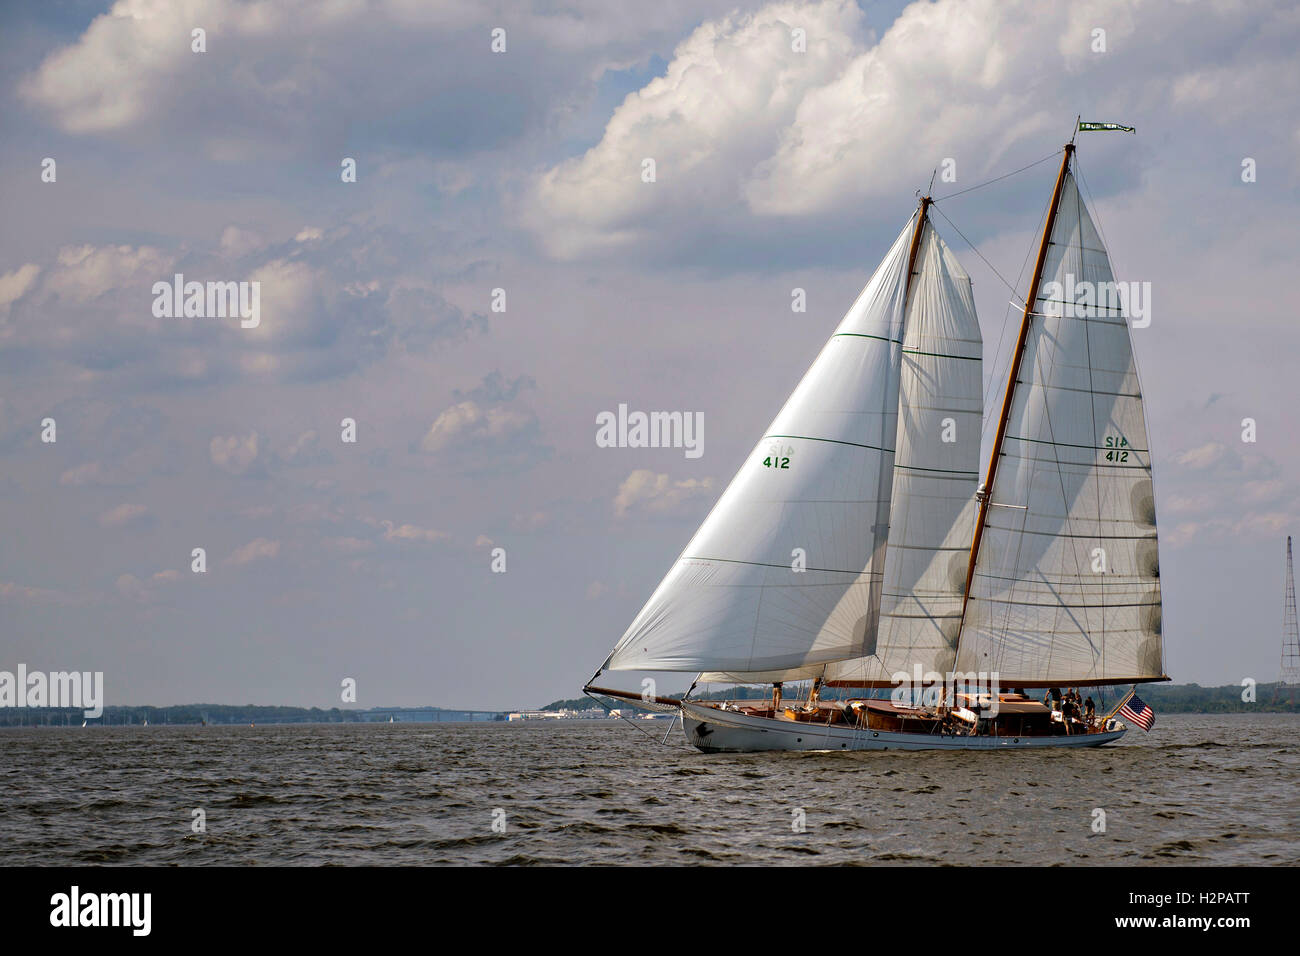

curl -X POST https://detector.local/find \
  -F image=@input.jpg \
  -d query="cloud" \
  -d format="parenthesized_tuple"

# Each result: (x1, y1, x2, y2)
(0, 580, 84, 606)
(59, 461, 112, 487)
(220, 225, 268, 258)
(417, 373, 551, 473)
(0, 226, 486, 387)
(0, 264, 40, 313)
(379, 520, 448, 544)
(43, 403, 175, 487)
(383, 286, 488, 354)
(523, 0, 1300, 261)
(511, 511, 550, 532)
(1176, 442, 1226, 470)
(210, 432, 261, 475)
(421, 401, 535, 452)
(225, 537, 281, 566)
(115, 569, 182, 602)
(324, 536, 375, 554)
(98, 503, 151, 528)
(524, 0, 865, 257)
(18, 0, 744, 160)
(274, 430, 333, 468)
(1162, 510, 1297, 549)
(452, 371, 536, 405)
(613, 469, 715, 517)
(46, 244, 172, 305)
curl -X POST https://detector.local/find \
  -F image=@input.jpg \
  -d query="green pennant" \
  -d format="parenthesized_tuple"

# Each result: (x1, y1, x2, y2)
(1077, 121, 1136, 133)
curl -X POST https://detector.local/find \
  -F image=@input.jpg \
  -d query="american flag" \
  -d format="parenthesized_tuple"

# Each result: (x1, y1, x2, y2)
(1120, 694, 1155, 732)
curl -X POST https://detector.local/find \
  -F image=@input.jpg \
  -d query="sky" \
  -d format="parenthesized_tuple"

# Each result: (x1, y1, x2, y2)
(1, 0, 1298, 710)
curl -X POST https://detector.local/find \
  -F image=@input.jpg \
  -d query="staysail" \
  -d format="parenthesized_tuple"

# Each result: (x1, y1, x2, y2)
(954, 155, 1164, 685)
(604, 217, 916, 673)
(826, 221, 983, 685)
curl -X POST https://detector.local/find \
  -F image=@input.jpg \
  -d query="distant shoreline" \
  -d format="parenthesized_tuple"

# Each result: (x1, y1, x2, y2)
(2, 682, 1295, 727)
(0, 705, 508, 727)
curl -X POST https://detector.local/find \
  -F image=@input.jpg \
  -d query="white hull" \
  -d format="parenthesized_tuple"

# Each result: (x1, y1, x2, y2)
(680, 700, 1126, 753)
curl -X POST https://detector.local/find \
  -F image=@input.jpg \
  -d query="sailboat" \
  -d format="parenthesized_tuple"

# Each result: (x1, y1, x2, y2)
(585, 138, 1167, 752)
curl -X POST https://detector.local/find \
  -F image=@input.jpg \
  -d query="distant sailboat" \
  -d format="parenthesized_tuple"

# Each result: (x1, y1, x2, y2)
(586, 137, 1166, 752)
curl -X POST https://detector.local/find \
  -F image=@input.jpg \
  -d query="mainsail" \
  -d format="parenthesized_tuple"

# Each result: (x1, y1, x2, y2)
(604, 217, 916, 673)
(827, 221, 983, 685)
(954, 153, 1164, 685)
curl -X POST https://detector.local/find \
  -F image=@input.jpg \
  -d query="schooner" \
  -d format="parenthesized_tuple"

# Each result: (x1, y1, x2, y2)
(586, 137, 1167, 752)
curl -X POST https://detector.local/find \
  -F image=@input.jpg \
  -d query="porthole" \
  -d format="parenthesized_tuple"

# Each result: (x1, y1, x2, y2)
(872, 732, 879, 737)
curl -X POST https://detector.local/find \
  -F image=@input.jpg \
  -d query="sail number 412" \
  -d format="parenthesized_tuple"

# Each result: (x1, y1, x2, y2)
(762, 443, 793, 469)
(1103, 435, 1129, 462)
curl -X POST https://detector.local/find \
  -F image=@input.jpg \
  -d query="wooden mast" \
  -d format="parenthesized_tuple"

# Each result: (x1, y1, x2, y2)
(953, 143, 1074, 649)
(905, 194, 933, 305)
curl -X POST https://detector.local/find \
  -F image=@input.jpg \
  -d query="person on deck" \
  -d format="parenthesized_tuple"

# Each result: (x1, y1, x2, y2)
(1084, 695, 1096, 725)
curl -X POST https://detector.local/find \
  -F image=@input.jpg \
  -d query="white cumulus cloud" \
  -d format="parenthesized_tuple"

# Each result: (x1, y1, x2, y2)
(614, 469, 715, 517)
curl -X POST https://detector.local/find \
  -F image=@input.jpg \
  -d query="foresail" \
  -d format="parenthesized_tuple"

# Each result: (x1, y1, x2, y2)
(955, 172, 1163, 684)
(827, 224, 983, 685)
(605, 218, 915, 672)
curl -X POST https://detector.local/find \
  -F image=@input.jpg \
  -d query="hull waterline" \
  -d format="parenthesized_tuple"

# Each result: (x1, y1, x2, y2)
(680, 700, 1126, 753)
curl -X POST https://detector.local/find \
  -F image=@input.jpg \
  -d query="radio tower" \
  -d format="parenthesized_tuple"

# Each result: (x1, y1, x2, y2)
(1282, 537, 1300, 690)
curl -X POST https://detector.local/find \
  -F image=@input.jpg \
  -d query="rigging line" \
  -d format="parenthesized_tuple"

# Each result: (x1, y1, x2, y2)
(931, 150, 1062, 202)
(982, 187, 1054, 426)
(583, 689, 681, 748)
(930, 203, 1023, 301)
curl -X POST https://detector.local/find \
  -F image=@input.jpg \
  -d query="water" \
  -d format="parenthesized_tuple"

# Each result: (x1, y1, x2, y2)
(1, 714, 1295, 865)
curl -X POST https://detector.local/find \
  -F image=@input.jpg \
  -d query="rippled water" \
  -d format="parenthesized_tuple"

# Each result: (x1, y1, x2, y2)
(1, 714, 1295, 865)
